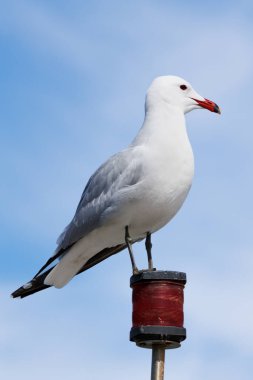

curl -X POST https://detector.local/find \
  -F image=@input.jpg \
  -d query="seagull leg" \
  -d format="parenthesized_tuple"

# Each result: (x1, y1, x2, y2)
(145, 232, 153, 271)
(125, 226, 139, 274)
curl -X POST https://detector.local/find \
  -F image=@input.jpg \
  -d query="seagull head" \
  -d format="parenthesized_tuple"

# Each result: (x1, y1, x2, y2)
(147, 75, 221, 115)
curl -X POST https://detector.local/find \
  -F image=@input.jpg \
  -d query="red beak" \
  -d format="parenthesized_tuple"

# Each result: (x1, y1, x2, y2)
(191, 98, 221, 114)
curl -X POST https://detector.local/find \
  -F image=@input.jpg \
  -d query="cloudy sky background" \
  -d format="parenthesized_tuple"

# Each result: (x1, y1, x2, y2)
(1, 0, 252, 379)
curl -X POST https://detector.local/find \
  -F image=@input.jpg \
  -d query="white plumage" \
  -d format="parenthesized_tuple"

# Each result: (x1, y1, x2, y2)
(12, 75, 220, 297)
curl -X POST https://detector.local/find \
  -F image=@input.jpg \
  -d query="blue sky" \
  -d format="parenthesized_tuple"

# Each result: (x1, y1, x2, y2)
(1, 0, 252, 379)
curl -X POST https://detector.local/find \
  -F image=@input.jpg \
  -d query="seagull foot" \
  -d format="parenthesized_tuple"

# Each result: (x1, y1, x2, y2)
(137, 268, 157, 274)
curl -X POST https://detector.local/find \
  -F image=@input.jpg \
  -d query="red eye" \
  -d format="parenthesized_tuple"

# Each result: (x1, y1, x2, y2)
(180, 84, 187, 90)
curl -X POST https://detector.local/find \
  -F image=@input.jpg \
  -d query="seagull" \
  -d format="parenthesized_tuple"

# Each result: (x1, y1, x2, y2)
(12, 75, 220, 298)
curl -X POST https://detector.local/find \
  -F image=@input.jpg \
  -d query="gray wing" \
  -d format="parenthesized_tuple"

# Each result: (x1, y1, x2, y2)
(56, 147, 143, 252)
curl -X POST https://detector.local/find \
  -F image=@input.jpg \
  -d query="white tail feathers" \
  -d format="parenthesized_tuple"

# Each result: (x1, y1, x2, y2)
(44, 237, 95, 288)
(44, 226, 121, 288)
(44, 257, 84, 288)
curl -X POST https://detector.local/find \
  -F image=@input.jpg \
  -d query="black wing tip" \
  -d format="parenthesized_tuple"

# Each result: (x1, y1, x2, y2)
(11, 270, 52, 299)
(11, 282, 51, 299)
(11, 243, 127, 299)
(11, 288, 24, 299)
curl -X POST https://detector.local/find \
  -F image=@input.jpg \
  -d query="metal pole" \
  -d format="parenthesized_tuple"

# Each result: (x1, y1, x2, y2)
(151, 346, 165, 380)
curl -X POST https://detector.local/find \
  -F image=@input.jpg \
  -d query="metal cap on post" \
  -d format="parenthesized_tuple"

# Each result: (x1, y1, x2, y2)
(129, 270, 187, 380)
